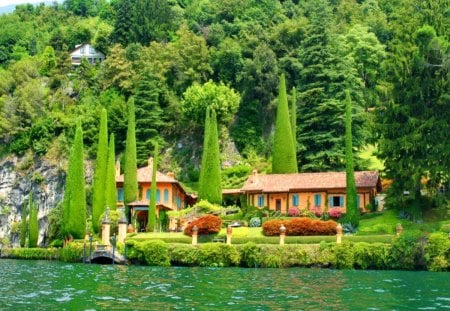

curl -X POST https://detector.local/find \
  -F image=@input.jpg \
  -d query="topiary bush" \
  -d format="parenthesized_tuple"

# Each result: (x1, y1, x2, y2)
(197, 243, 240, 267)
(168, 244, 200, 266)
(262, 218, 337, 236)
(184, 214, 222, 236)
(136, 240, 170, 266)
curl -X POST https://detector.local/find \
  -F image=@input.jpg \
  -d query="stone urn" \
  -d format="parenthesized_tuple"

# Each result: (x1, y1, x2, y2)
(127, 224, 134, 233)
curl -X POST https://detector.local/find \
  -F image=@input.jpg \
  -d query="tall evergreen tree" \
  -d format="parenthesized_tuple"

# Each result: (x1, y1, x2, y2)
(112, 0, 134, 45)
(198, 108, 222, 204)
(105, 133, 117, 211)
(134, 70, 164, 166)
(344, 91, 359, 226)
(63, 121, 87, 239)
(124, 97, 138, 223)
(272, 73, 298, 174)
(92, 108, 108, 233)
(377, 14, 449, 215)
(291, 87, 297, 152)
(20, 197, 28, 248)
(28, 193, 38, 248)
(148, 142, 159, 232)
(297, 0, 365, 171)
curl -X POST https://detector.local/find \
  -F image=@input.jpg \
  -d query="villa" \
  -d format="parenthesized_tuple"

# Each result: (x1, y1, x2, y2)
(115, 158, 196, 231)
(240, 170, 381, 213)
(70, 43, 105, 65)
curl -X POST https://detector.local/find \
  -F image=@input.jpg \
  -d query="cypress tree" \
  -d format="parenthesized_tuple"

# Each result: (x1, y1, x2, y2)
(124, 97, 138, 223)
(148, 142, 159, 232)
(291, 87, 297, 154)
(20, 198, 28, 248)
(272, 73, 298, 174)
(105, 133, 117, 211)
(28, 193, 38, 247)
(92, 108, 108, 233)
(198, 108, 222, 204)
(344, 91, 359, 226)
(63, 121, 87, 239)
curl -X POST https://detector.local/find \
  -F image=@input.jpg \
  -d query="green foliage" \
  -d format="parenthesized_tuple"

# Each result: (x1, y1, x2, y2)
(333, 242, 355, 269)
(181, 80, 240, 129)
(198, 108, 222, 204)
(159, 209, 169, 232)
(135, 240, 170, 266)
(389, 232, 423, 270)
(63, 121, 87, 239)
(344, 91, 359, 226)
(1, 248, 59, 260)
(104, 134, 117, 211)
(197, 243, 240, 267)
(92, 108, 108, 233)
(168, 244, 200, 266)
(124, 98, 138, 222)
(272, 73, 297, 174)
(20, 200, 28, 248)
(425, 233, 450, 272)
(59, 242, 85, 263)
(28, 194, 38, 248)
(148, 142, 159, 232)
(240, 242, 261, 267)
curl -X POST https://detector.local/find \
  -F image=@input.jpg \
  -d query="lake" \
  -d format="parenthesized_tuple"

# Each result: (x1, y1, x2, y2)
(0, 259, 449, 310)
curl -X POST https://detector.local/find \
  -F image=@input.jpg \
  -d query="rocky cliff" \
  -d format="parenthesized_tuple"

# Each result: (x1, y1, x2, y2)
(0, 155, 65, 247)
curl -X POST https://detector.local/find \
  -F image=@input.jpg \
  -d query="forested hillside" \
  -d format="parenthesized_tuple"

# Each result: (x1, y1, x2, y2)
(0, 0, 448, 211)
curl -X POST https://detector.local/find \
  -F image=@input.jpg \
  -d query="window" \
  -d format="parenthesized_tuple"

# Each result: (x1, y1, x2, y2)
(292, 194, 299, 206)
(80, 47, 85, 54)
(156, 189, 161, 203)
(314, 194, 322, 207)
(164, 189, 169, 203)
(146, 189, 151, 200)
(257, 195, 264, 207)
(117, 188, 124, 202)
(329, 195, 344, 207)
(89, 46, 95, 54)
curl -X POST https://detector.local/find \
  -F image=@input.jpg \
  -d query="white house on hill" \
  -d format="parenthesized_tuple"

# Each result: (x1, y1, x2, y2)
(70, 43, 105, 65)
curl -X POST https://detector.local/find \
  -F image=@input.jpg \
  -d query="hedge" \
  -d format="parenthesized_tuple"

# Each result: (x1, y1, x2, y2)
(262, 218, 337, 236)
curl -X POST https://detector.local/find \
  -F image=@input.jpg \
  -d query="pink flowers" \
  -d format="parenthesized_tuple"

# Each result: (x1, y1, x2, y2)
(328, 207, 342, 218)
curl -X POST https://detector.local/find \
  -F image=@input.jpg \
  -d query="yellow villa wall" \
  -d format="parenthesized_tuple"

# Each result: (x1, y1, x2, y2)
(249, 191, 372, 213)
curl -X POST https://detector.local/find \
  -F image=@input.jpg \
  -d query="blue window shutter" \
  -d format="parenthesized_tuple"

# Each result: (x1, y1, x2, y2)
(314, 194, 321, 206)
(146, 189, 151, 200)
(164, 189, 169, 203)
(356, 195, 360, 208)
(340, 196, 344, 207)
(156, 189, 161, 202)
(329, 196, 333, 207)
(118, 188, 124, 202)
(293, 195, 299, 206)
(258, 195, 264, 207)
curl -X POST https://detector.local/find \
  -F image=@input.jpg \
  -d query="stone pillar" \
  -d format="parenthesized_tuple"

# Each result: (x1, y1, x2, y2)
(192, 225, 198, 245)
(336, 223, 342, 244)
(118, 218, 127, 244)
(279, 224, 286, 245)
(396, 223, 403, 237)
(226, 225, 232, 245)
(102, 220, 111, 246)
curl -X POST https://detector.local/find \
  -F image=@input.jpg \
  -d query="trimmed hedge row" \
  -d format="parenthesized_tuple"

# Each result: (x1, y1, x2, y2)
(262, 217, 337, 236)
(123, 232, 450, 270)
(0, 242, 84, 262)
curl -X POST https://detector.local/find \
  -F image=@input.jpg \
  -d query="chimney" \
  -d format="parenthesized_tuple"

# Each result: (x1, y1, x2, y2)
(251, 169, 258, 183)
(115, 160, 121, 177)
(167, 172, 175, 179)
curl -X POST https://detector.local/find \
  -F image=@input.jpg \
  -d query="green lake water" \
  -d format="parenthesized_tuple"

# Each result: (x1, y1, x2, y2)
(0, 259, 449, 310)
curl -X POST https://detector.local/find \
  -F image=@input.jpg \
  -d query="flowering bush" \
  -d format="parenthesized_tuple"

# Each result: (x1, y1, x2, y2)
(310, 206, 323, 217)
(288, 207, 300, 217)
(184, 215, 222, 236)
(249, 217, 262, 227)
(329, 207, 342, 218)
(262, 217, 337, 236)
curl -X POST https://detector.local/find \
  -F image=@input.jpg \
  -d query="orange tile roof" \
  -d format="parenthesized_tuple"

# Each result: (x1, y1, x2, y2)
(241, 171, 380, 193)
(116, 159, 177, 183)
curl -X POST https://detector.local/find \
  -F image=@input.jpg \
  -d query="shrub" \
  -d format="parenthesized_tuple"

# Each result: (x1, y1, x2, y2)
(328, 207, 342, 218)
(1, 248, 59, 260)
(425, 233, 450, 272)
(168, 244, 200, 266)
(197, 243, 240, 267)
(288, 207, 300, 217)
(352, 242, 391, 269)
(249, 217, 262, 227)
(59, 242, 84, 262)
(136, 240, 170, 266)
(310, 206, 323, 217)
(332, 243, 354, 269)
(239, 242, 261, 267)
(440, 223, 450, 233)
(389, 232, 422, 270)
(262, 218, 337, 236)
(184, 215, 222, 236)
